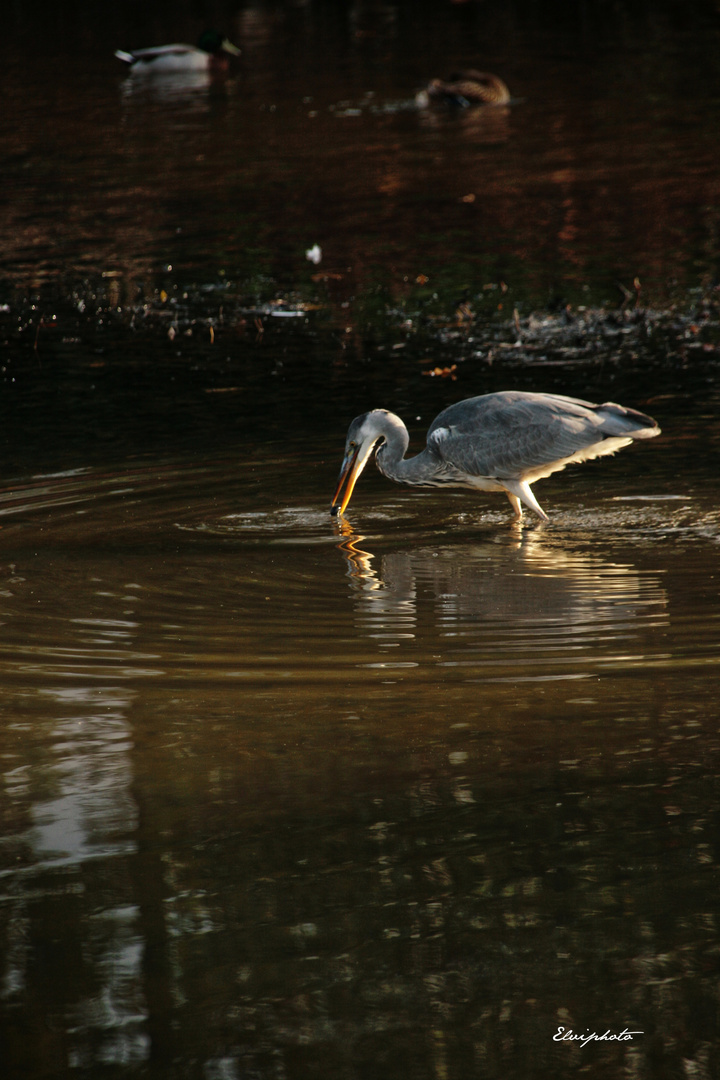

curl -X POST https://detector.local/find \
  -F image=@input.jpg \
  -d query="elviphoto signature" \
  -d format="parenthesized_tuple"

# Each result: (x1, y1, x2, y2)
(553, 1027, 643, 1047)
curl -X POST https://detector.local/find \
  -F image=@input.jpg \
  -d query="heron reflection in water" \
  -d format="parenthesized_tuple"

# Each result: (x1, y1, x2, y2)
(331, 391, 660, 523)
(332, 519, 668, 659)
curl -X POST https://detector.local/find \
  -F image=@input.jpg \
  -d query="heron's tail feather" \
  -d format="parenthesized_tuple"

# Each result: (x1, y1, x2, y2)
(597, 403, 660, 439)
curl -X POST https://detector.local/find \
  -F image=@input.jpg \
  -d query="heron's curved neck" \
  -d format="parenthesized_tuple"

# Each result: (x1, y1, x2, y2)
(374, 414, 426, 484)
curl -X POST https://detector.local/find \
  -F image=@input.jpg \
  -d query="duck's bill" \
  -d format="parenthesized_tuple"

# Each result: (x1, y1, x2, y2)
(222, 39, 242, 55)
(330, 448, 360, 516)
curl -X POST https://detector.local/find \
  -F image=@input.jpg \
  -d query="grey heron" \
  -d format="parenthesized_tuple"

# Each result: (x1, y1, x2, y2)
(330, 391, 660, 522)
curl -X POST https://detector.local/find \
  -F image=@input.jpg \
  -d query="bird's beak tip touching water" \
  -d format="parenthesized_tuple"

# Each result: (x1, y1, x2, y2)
(330, 446, 362, 516)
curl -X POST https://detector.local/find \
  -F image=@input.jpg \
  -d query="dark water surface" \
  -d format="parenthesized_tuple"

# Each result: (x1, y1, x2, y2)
(2, 3, 720, 1079)
(1, 443, 720, 1080)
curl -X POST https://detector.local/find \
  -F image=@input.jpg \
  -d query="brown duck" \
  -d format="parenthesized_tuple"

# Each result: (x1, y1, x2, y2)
(421, 70, 510, 107)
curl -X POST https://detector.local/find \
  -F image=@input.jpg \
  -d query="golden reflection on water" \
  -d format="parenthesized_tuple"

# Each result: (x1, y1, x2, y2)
(333, 516, 670, 680)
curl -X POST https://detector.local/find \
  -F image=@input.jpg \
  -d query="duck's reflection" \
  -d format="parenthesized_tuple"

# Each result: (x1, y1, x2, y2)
(416, 99, 512, 145)
(119, 70, 232, 109)
(333, 520, 668, 654)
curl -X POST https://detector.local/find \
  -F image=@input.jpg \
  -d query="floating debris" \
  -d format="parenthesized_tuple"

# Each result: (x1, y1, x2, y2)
(422, 364, 458, 379)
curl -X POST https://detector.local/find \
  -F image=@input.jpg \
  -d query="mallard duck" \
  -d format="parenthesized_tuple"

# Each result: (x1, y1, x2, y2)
(114, 30, 240, 74)
(418, 70, 510, 107)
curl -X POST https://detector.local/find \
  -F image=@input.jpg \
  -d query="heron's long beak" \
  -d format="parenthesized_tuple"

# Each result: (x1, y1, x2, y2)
(330, 446, 361, 516)
(331, 434, 380, 516)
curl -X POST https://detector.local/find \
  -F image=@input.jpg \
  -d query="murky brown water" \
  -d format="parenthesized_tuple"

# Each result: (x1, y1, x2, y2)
(2, 433, 719, 1079)
(2, 4, 720, 1079)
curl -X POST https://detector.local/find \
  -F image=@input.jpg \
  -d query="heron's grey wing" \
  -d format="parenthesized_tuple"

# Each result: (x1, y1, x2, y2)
(426, 392, 652, 481)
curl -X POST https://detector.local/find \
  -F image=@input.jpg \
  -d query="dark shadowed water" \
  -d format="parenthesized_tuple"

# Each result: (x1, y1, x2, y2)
(1, 3, 720, 1079)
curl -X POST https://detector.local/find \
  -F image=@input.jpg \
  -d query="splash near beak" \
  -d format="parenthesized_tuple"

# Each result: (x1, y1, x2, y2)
(330, 447, 361, 516)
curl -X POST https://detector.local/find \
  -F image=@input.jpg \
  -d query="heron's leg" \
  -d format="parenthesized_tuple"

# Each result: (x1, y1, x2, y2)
(506, 492, 523, 520)
(503, 479, 549, 522)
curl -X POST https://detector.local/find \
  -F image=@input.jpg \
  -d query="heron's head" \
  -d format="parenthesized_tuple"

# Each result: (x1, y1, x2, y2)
(330, 411, 391, 516)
